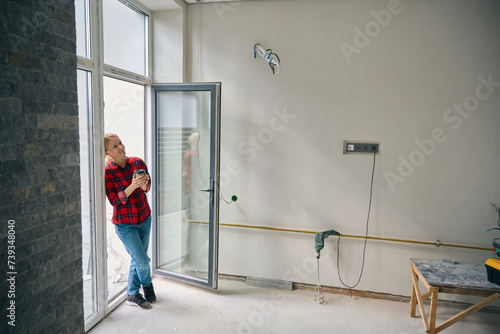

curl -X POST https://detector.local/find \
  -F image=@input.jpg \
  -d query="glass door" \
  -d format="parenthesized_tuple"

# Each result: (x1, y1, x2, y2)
(152, 83, 221, 289)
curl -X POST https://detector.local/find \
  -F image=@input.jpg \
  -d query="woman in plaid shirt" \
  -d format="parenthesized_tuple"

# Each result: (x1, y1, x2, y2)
(105, 133, 156, 309)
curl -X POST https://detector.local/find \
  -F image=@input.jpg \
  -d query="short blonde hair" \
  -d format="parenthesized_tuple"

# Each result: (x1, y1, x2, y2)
(104, 133, 118, 152)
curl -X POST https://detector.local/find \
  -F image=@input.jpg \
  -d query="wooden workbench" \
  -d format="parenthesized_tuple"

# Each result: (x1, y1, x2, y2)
(410, 258, 500, 334)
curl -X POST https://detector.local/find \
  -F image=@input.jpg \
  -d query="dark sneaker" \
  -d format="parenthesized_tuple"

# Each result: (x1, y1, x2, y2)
(143, 283, 156, 304)
(126, 294, 151, 309)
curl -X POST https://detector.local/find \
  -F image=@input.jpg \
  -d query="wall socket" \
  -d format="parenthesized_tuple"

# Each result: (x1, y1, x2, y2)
(343, 140, 380, 154)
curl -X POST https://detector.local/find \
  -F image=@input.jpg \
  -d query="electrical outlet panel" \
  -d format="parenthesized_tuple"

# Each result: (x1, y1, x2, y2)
(343, 140, 380, 154)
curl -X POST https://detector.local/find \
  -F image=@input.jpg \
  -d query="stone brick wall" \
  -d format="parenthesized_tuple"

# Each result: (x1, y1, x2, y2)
(0, 0, 84, 333)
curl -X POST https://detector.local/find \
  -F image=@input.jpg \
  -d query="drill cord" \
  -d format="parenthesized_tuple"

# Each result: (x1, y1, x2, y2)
(336, 151, 376, 289)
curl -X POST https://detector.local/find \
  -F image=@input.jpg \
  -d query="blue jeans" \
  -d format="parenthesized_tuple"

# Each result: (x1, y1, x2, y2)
(115, 216, 152, 296)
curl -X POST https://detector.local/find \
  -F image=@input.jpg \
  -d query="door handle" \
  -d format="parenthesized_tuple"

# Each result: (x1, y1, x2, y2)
(199, 179, 214, 193)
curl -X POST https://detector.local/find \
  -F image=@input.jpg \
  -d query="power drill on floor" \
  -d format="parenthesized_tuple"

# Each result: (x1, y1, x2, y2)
(315, 229, 340, 259)
(314, 228, 340, 304)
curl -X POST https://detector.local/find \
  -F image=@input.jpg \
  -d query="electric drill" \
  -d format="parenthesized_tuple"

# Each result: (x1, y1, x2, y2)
(315, 229, 340, 259)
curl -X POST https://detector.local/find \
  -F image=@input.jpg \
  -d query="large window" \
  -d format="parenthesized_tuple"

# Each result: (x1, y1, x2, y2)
(76, 0, 90, 58)
(103, 76, 146, 302)
(103, 0, 148, 76)
(76, 0, 150, 330)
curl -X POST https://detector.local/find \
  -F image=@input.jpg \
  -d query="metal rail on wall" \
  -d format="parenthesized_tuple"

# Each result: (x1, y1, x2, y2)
(191, 220, 492, 252)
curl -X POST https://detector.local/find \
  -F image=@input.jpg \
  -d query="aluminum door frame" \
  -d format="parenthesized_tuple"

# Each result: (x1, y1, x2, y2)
(151, 83, 221, 289)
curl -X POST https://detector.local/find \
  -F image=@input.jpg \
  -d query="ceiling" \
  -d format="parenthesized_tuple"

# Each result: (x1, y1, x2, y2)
(184, 0, 243, 3)
(136, 0, 245, 12)
(184, 0, 242, 3)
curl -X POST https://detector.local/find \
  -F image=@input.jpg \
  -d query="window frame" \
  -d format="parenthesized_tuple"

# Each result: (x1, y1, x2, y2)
(76, 0, 152, 331)
(102, 0, 150, 78)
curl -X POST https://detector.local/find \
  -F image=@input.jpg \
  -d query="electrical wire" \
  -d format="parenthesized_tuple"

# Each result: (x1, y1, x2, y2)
(264, 48, 280, 74)
(197, 0, 202, 81)
(253, 43, 281, 74)
(220, 194, 234, 204)
(336, 150, 376, 289)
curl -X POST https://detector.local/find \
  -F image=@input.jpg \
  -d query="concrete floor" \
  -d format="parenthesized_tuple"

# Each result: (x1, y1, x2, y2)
(89, 277, 500, 334)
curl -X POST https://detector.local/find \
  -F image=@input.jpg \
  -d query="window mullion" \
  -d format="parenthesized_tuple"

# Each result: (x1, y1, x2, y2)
(103, 63, 151, 85)
(89, 0, 109, 328)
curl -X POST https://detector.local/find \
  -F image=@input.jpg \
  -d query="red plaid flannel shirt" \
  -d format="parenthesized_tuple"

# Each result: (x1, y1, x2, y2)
(105, 157, 151, 225)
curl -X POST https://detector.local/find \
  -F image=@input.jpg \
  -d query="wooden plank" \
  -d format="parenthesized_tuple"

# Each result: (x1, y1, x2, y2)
(411, 266, 433, 318)
(429, 288, 439, 334)
(411, 269, 430, 332)
(435, 293, 500, 333)
(438, 287, 496, 297)
(410, 265, 418, 317)
(421, 290, 432, 301)
(411, 262, 432, 291)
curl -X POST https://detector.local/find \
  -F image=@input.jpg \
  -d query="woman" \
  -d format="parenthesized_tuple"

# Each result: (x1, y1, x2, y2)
(104, 133, 156, 309)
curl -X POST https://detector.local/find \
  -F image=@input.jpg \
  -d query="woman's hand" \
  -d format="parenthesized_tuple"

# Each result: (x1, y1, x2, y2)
(142, 174, 150, 191)
(124, 174, 150, 198)
(132, 174, 148, 189)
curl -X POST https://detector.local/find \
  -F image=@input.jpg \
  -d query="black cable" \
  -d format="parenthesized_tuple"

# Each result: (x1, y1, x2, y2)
(337, 150, 376, 289)
(264, 48, 280, 74)
(268, 53, 280, 74)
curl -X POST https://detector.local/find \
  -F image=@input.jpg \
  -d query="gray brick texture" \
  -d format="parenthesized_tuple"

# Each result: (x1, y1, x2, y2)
(0, 0, 84, 333)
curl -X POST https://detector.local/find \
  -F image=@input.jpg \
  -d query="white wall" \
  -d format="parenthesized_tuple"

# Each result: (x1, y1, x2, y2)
(173, 0, 500, 300)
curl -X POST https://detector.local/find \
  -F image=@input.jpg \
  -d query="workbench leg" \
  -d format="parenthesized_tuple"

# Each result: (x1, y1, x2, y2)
(411, 269, 430, 333)
(410, 269, 418, 318)
(428, 288, 439, 334)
